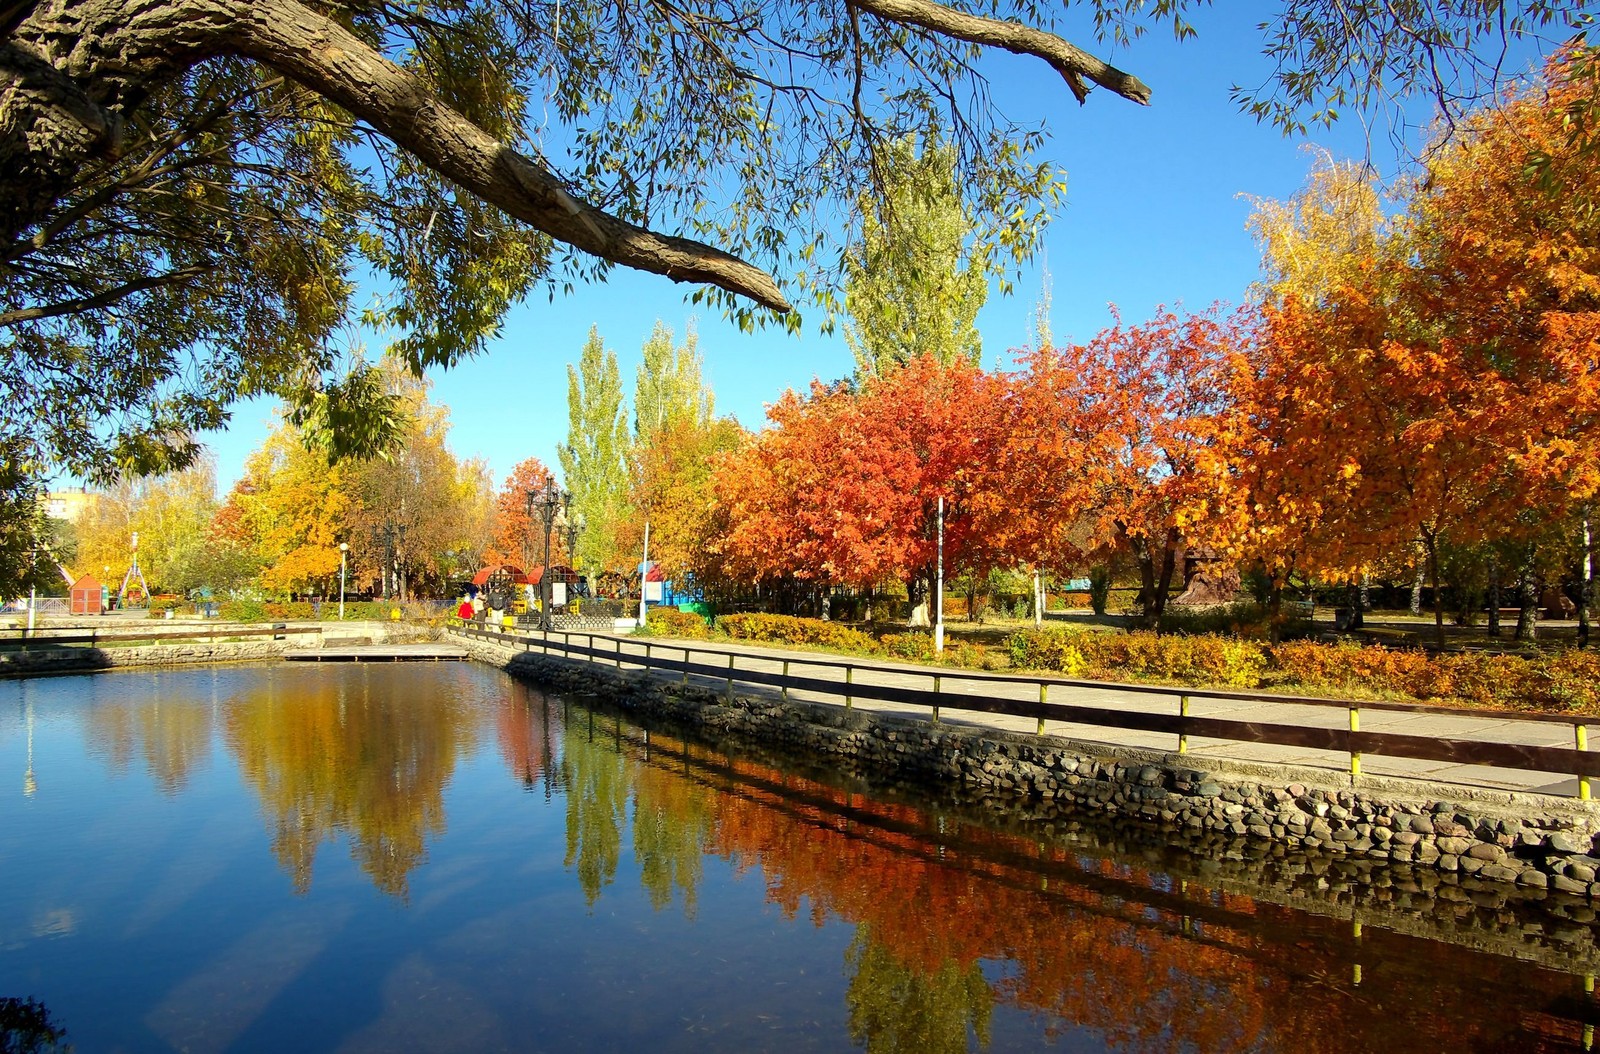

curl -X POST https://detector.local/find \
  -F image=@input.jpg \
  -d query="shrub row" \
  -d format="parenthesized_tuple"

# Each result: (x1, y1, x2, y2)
(717, 613, 880, 652)
(215, 600, 414, 622)
(641, 611, 1003, 669)
(1007, 627, 1600, 714)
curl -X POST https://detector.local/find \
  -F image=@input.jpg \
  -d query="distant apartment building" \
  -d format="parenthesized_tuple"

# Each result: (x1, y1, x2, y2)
(45, 488, 93, 522)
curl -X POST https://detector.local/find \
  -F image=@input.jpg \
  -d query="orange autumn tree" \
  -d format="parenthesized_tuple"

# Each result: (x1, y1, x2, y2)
(1213, 158, 1403, 636)
(1205, 304, 1365, 639)
(1225, 54, 1600, 645)
(620, 414, 746, 597)
(1010, 305, 1244, 627)
(716, 356, 1006, 623)
(483, 456, 559, 571)
(1406, 50, 1600, 603)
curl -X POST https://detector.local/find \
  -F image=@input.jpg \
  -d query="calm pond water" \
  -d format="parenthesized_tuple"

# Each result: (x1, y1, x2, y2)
(2, 662, 1598, 1052)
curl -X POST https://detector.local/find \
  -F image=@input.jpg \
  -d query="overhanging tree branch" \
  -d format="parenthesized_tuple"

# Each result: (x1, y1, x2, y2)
(232, 0, 794, 312)
(0, 265, 209, 326)
(845, 0, 1153, 105)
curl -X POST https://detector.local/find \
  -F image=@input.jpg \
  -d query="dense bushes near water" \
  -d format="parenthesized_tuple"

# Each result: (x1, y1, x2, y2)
(1007, 627, 1600, 714)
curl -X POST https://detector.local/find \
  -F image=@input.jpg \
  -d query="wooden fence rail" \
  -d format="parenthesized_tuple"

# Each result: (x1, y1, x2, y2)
(452, 625, 1600, 797)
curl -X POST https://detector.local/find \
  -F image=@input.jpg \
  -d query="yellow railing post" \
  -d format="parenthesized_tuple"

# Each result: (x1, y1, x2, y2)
(1037, 683, 1047, 736)
(1179, 694, 1190, 755)
(1579, 724, 1591, 801)
(932, 674, 941, 725)
(782, 660, 790, 702)
(727, 653, 735, 702)
(845, 665, 854, 709)
(1585, 973, 1595, 1053)
(682, 647, 690, 686)
(1349, 706, 1361, 778)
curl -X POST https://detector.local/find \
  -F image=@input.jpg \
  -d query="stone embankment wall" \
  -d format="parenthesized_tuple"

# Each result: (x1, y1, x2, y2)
(0, 621, 439, 677)
(462, 636, 1600, 902)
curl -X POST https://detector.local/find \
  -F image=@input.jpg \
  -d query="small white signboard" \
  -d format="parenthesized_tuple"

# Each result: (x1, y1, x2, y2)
(644, 581, 664, 603)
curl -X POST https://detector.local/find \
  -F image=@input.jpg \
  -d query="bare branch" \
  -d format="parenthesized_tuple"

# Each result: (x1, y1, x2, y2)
(845, 0, 1152, 106)
(0, 265, 209, 327)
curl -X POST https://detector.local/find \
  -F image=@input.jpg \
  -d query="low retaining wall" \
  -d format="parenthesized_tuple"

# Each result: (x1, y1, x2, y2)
(463, 637, 1600, 902)
(0, 621, 440, 677)
(1, 639, 296, 675)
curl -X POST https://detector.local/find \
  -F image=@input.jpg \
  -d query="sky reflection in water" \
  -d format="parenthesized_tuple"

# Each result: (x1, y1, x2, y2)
(0, 663, 1595, 1052)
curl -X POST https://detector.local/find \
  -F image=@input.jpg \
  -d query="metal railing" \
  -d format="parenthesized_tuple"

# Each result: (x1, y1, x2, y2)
(452, 624, 1600, 799)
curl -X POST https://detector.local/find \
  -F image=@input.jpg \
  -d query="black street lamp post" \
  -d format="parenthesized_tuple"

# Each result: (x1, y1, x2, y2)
(565, 511, 585, 597)
(526, 482, 569, 632)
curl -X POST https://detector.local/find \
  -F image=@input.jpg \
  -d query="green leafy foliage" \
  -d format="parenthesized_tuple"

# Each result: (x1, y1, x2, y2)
(843, 137, 1001, 381)
(0, 445, 52, 601)
(560, 327, 632, 576)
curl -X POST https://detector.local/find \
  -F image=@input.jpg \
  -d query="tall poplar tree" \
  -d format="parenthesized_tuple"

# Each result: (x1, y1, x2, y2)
(634, 321, 713, 443)
(843, 139, 994, 382)
(560, 327, 631, 578)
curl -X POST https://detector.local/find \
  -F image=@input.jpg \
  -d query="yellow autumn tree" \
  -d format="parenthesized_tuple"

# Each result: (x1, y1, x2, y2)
(242, 422, 351, 595)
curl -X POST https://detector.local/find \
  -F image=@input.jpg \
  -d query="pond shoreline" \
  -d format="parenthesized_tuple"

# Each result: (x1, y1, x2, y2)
(462, 635, 1600, 958)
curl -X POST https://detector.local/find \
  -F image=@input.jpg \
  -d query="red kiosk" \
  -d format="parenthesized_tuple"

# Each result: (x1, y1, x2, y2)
(69, 574, 105, 615)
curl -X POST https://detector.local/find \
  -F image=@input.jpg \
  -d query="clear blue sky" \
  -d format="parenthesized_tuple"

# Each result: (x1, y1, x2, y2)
(198, 4, 1545, 496)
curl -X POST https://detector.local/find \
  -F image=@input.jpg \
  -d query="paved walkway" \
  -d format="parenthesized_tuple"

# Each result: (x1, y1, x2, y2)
(503, 629, 1592, 800)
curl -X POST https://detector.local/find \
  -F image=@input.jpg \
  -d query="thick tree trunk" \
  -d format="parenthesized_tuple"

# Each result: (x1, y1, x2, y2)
(1423, 531, 1445, 650)
(1515, 550, 1539, 642)
(1134, 547, 1157, 629)
(1152, 528, 1179, 629)
(1344, 579, 1366, 631)
(1130, 527, 1180, 632)
(1409, 540, 1426, 616)
(1268, 576, 1284, 645)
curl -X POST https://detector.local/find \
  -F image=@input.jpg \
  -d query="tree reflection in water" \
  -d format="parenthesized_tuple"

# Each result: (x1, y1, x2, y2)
(555, 713, 1583, 1054)
(630, 731, 714, 917)
(845, 925, 993, 1054)
(560, 708, 627, 906)
(495, 683, 560, 797)
(0, 996, 69, 1054)
(66, 671, 1593, 1050)
(85, 694, 214, 794)
(222, 669, 479, 898)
